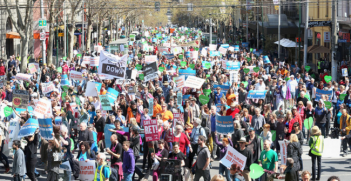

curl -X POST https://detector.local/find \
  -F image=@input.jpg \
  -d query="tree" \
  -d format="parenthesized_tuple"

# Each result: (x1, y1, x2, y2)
(4, 0, 34, 72)
(66, 0, 83, 59)
(84, 0, 100, 52)
(47, 0, 64, 66)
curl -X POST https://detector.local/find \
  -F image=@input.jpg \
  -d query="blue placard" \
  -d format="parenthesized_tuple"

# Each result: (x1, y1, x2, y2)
(104, 124, 115, 149)
(148, 98, 153, 116)
(242, 42, 249, 48)
(185, 51, 190, 58)
(234, 45, 239, 51)
(210, 51, 220, 57)
(221, 44, 230, 48)
(216, 104, 230, 113)
(247, 90, 268, 99)
(55, 117, 62, 125)
(216, 116, 234, 134)
(27, 106, 34, 115)
(213, 84, 230, 96)
(226, 61, 241, 70)
(177, 92, 182, 106)
(315, 88, 332, 102)
(16, 108, 26, 114)
(179, 69, 196, 80)
(164, 54, 175, 60)
(152, 38, 157, 43)
(106, 87, 119, 105)
(38, 118, 54, 140)
(18, 118, 39, 138)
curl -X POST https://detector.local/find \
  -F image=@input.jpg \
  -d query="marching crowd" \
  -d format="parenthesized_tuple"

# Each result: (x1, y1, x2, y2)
(0, 26, 346, 181)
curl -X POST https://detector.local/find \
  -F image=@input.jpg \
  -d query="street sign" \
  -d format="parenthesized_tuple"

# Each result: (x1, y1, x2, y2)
(155, 2, 160, 11)
(40, 32, 46, 40)
(274, 5, 279, 10)
(58, 33, 64, 37)
(38, 19, 47, 28)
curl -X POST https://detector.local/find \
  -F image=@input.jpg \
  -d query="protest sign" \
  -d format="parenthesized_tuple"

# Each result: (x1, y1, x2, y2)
(183, 76, 205, 89)
(247, 90, 268, 99)
(12, 89, 29, 109)
(278, 140, 290, 165)
(220, 145, 247, 171)
(98, 51, 128, 79)
(179, 69, 196, 80)
(41, 82, 55, 94)
(189, 51, 198, 60)
(230, 71, 239, 83)
(144, 119, 159, 142)
(165, 127, 174, 142)
(90, 57, 100, 66)
(145, 55, 157, 64)
(104, 124, 115, 149)
(216, 116, 234, 134)
(174, 76, 185, 90)
(28, 63, 37, 73)
(148, 98, 153, 116)
(18, 118, 39, 138)
(8, 117, 20, 148)
(99, 95, 112, 111)
(70, 71, 84, 81)
(315, 88, 333, 101)
(116, 69, 137, 85)
(38, 118, 54, 140)
(106, 87, 119, 104)
(209, 44, 217, 51)
(81, 56, 90, 65)
(172, 47, 182, 54)
(16, 73, 32, 82)
(143, 62, 158, 82)
(177, 92, 182, 106)
(213, 84, 230, 96)
(323, 138, 341, 158)
(78, 160, 96, 181)
(55, 116, 62, 125)
(33, 98, 51, 118)
(226, 61, 241, 70)
(0, 75, 6, 87)
(173, 113, 184, 124)
(218, 47, 227, 55)
(85, 82, 102, 97)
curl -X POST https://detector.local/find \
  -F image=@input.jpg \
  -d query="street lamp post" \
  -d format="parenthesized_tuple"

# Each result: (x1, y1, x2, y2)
(209, 13, 212, 45)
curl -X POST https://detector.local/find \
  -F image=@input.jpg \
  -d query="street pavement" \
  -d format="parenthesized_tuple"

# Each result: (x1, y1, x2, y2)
(0, 144, 349, 180)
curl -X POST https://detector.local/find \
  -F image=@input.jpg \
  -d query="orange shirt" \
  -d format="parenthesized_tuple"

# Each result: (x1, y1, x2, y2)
(153, 104, 162, 117)
(226, 94, 236, 106)
(161, 110, 173, 122)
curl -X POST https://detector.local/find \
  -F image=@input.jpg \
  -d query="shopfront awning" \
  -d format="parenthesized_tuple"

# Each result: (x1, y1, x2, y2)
(6, 32, 20, 39)
(309, 46, 330, 53)
(300, 45, 319, 52)
(274, 38, 301, 48)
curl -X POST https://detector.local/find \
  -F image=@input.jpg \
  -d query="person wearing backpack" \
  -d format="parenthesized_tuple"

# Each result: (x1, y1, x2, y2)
(94, 153, 111, 181)
(194, 135, 211, 181)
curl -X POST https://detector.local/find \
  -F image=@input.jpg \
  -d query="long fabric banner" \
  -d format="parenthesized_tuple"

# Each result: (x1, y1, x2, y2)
(98, 50, 128, 80)
(247, 90, 268, 99)
(278, 140, 290, 165)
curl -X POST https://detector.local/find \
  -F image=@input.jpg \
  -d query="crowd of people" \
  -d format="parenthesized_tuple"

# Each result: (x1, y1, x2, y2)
(0, 26, 346, 181)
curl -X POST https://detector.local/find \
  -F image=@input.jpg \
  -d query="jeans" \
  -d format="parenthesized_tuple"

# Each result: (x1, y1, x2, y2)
(342, 133, 350, 153)
(219, 163, 230, 181)
(311, 154, 322, 180)
(14, 175, 25, 181)
(133, 156, 143, 180)
(315, 122, 326, 137)
(63, 170, 71, 181)
(299, 156, 303, 171)
(26, 158, 37, 181)
(123, 172, 133, 181)
(194, 169, 211, 181)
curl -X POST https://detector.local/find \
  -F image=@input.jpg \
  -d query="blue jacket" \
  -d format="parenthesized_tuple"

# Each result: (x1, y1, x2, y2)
(122, 148, 135, 173)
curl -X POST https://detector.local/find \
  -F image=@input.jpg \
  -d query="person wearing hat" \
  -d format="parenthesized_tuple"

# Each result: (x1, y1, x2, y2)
(237, 137, 253, 181)
(226, 102, 240, 119)
(308, 126, 324, 181)
(213, 131, 233, 181)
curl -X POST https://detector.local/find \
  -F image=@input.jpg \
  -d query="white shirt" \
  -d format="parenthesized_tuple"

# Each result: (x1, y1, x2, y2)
(287, 79, 298, 92)
(255, 82, 266, 91)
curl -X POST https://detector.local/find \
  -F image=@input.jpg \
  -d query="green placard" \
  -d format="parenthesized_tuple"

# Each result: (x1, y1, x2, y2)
(324, 75, 332, 83)
(76, 54, 82, 57)
(253, 67, 260, 73)
(4, 106, 13, 117)
(205, 62, 211, 69)
(242, 81, 248, 88)
(179, 55, 184, 59)
(159, 67, 165, 72)
(189, 64, 195, 69)
(199, 95, 209, 105)
(137, 54, 142, 58)
(325, 101, 332, 109)
(271, 130, 276, 142)
(304, 117, 313, 130)
(203, 89, 211, 96)
(75, 97, 81, 106)
(206, 74, 210, 78)
(57, 67, 62, 73)
(139, 74, 144, 80)
(340, 94, 347, 101)
(285, 77, 290, 81)
(136, 64, 143, 71)
(249, 164, 265, 179)
(61, 92, 67, 101)
(250, 48, 253, 52)
(305, 66, 311, 72)
(243, 68, 250, 74)
(247, 57, 251, 62)
(180, 61, 187, 67)
(100, 95, 112, 111)
(62, 57, 67, 60)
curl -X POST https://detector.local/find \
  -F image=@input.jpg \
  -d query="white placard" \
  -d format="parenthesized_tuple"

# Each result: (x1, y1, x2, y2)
(15, 73, 32, 82)
(174, 75, 185, 90)
(78, 160, 96, 181)
(220, 145, 247, 171)
(85, 82, 99, 97)
(322, 138, 341, 158)
(33, 99, 52, 118)
(70, 71, 84, 81)
(342, 68, 348, 77)
(81, 56, 90, 65)
(183, 76, 205, 89)
(209, 44, 217, 51)
(41, 82, 55, 94)
(145, 55, 157, 64)
(90, 57, 100, 66)
(278, 140, 290, 165)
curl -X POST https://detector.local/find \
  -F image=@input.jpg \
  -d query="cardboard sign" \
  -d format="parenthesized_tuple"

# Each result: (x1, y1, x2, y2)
(143, 62, 158, 82)
(183, 76, 205, 89)
(90, 57, 100, 66)
(38, 118, 54, 140)
(15, 73, 32, 82)
(78, 160, 96, 181)
(278, 140, 290, 165)
(99, 95, 112, 111)
(144, 119, 159, 141)
(12, 90, 29, 109)
(33, 98, 51, 118)
(220, 145, 247, 171)
(41, 82, 55, 94)
(70, 71, 84, 81)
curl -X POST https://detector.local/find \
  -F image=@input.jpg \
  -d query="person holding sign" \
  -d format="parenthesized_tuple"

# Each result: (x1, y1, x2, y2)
(24, 129, 39, 181)
(214, 131, 233, 181)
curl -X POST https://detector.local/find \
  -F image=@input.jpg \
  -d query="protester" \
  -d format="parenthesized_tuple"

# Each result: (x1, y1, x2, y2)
(122, 141, 135, 181)
(194, 135, 211, 181)
(12, 140, 26, 181)
(309, 126, 324, 181)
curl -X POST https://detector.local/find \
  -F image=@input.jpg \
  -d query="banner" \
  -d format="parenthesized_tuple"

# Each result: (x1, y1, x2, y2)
(115, 69, 137, 85)
(90, 56, 100, 66)
(315, 88, 332, 102)
(173, 113, 184, 124)
(33, 98, 51, 118)
(98, 50, 128, 79)
(85, 82, 102, 97)
(8, 117, 20, 148)
(184, 76, 205, 89)
(41, 82, 55, 94)
(143, 62, 158, 82)
(220, 145, 247, 171)
(82, 56, 90, 65)
(38, 118, 54, 140)
(78, 160, 96, 181)
(99, 95, 112, 111)
(213, 84, 230, 96)
(179, 69, 196, 80)
(226, 61, 241, 70)
(209, 44, 217, 51)
(164, 54, 175, 60)
(106, 87, 119, 104)
(145, 55, 157, 64)
(70, 71, 84, 81)
(216, 116, 234, 134)
(148, 99, 153, 116)
(144, 119, 159, 141)
(247, 90, 268, 99)
(230, 71, 239, 84)
(18, 118, 39, 138)
(218, 47, 227, 55)
(189, 51, 198, 61)
(12, 90, 29, 109)
(278, 140, 290, 165)
(104, 124, 115, 149)
(174, 76, 185, 90)
(172, 47, 182, 54)
(15, 73, 32, 82)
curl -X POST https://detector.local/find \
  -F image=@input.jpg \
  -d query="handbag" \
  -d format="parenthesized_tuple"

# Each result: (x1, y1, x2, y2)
(308, 136, 319, 157)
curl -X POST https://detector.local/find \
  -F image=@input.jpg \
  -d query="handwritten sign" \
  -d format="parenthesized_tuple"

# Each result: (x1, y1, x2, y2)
(70, 71, 84, 81)
(144, 119, 159, 141)
(220, 145, 247, 171)
(33, 98, 51, 118)
(42, 82, 55, 94)
(278, 140, 290, 165)
(78, 160, 96, 181)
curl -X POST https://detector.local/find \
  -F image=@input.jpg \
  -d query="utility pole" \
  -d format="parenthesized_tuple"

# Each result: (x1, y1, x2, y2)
(331, 0, 337, 80)
(278, 1, 281, 59)
(298, 0, 302, 65)
(82, 0, 84, 52)
(303, 0, 309, 66)
(257, 4, 259, 51)
(210, 17, 212, 44)
(56, 16, 58, 66)
(40, 0, 46, 64)
(116, 14, 119, 40)
(63, 1, 67, 57)
(246, 10, 248, 43)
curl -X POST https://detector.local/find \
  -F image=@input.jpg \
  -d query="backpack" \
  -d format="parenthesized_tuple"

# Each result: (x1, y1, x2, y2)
(201, 116, 210, 137)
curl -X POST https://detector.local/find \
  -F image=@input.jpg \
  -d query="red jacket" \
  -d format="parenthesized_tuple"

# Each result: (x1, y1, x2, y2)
(226, 108, 240, 119)
(0, 66, 5, 76)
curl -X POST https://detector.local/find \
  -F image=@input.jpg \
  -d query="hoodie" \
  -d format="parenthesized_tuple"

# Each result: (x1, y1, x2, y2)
(122, 148, 135, 174)
(287, 142, 302, 171)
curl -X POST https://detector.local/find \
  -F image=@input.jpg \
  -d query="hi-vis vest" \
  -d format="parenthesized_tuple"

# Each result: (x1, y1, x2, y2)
(311, 135, 324, 156)
(94, 163, 111, 181)
(317, 62, 321, 69)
